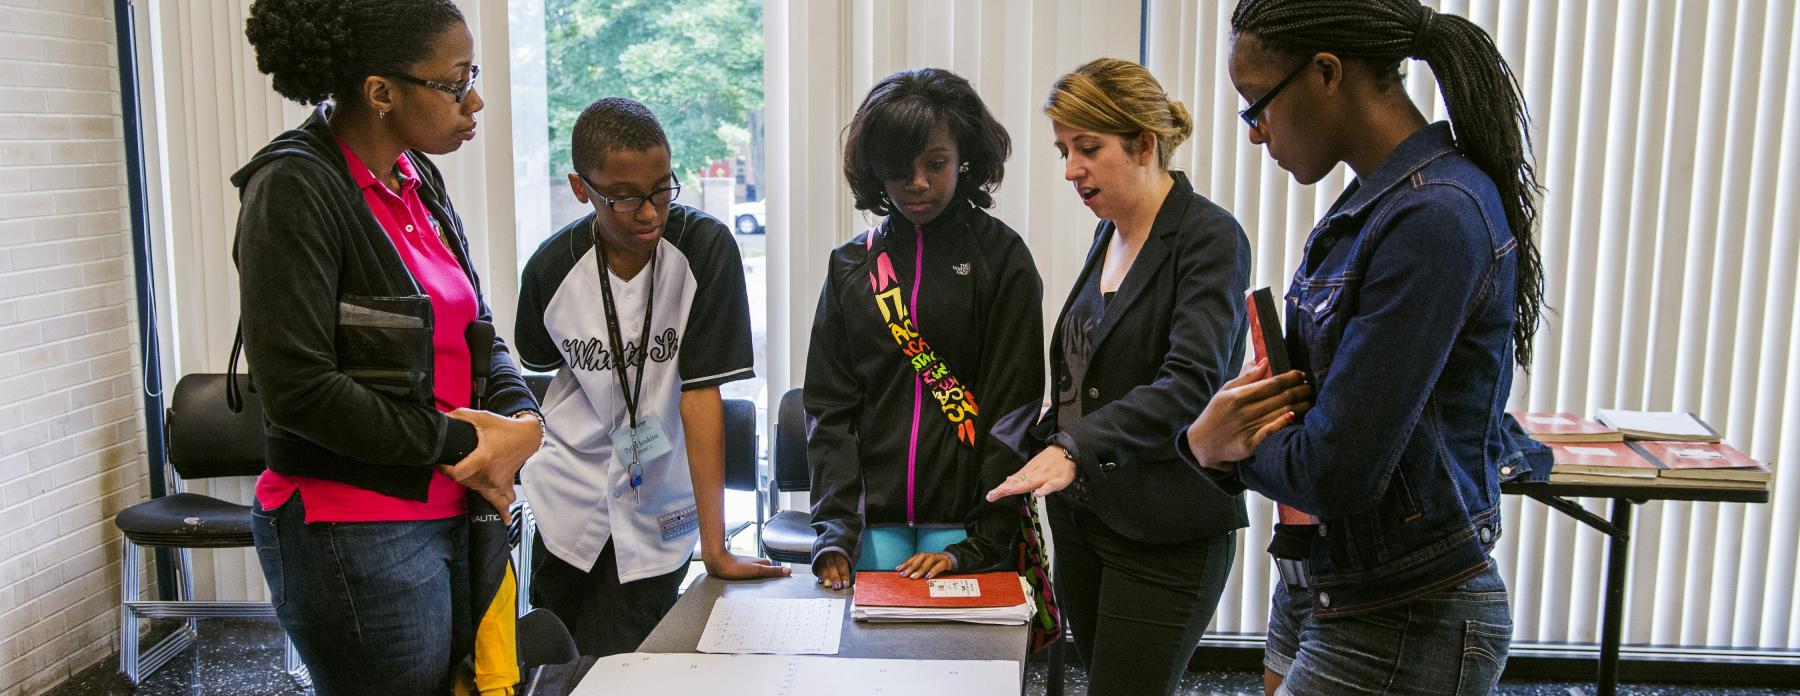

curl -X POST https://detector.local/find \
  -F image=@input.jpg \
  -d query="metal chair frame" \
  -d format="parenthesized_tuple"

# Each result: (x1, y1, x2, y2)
(117, 375, 305, 685)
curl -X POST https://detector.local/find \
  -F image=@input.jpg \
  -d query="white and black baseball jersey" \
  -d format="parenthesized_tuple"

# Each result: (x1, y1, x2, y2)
(515, 204, 754, 582)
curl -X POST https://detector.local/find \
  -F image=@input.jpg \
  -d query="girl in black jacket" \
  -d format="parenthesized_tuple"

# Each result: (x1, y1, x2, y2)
(806, 68, 1044, 590)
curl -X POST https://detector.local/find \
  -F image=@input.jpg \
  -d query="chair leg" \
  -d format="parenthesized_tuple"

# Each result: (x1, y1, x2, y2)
(1046, 638, 1066, 696)
(284, 635, 309, 684)
(517, 506, 536, 616)
(119, 539, 140, 685)
(178, 548, 198, 649)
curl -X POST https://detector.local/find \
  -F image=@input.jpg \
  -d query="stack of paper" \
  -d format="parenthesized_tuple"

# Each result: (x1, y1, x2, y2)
(850, 572, 1034, 625)
(573, 653, 1021, 695)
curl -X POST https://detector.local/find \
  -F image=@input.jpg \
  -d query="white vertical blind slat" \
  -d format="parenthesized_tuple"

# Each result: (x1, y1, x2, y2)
(1757, 6, 1800, 648)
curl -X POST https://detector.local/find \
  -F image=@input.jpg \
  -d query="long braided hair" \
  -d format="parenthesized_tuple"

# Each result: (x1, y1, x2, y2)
(1232, 0, 1545, 369)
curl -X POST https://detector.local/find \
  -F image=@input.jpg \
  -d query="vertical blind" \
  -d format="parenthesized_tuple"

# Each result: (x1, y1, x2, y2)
(1143, 0, 1800, 651)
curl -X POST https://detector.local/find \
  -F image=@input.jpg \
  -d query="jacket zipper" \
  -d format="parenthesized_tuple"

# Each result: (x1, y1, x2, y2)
(906, 224, 925, 527)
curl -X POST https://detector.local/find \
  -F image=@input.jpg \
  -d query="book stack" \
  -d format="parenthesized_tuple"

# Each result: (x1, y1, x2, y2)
(1512, 412, 1624, 444)
(1629, 440, 1773, 490)
(1516, 409, 1771, 490)
(850, 572, 1034, 625)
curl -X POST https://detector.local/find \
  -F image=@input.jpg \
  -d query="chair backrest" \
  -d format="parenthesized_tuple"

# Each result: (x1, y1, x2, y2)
(772, 388, 809, 493)
(518, 607, 578, 668)
(165, 373, 267, 481)
(722, 397, 757, 492)
(523, 372, 552, 403)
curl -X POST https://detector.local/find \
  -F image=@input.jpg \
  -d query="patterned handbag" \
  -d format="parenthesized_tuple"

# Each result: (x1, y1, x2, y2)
(1017, 496, 1063, 654)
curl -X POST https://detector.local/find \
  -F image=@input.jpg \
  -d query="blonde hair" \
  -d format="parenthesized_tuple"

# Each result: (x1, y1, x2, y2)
(1043, 58, 1192, 170)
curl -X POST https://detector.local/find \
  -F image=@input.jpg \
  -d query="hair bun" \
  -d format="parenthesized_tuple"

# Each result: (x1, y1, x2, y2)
(245, 0, 353, 104)
(1165, 99, 1193, 152)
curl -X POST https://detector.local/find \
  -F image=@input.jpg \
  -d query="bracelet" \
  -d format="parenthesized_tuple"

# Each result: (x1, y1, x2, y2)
(512, 409, 548, 448)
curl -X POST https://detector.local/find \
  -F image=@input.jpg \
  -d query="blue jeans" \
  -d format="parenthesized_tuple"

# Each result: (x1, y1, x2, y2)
(855, 526, 969, 571)
(251, 494, 470, 696)
(1266, 565, 1512, 696)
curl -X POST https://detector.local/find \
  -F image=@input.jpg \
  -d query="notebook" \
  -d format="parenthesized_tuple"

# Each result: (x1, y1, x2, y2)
(1511, 412, 1624, 443)
(1594, 409, 1720, 442)
(1546, 442, 1659, 479)
(1630, 441, 1773, 483)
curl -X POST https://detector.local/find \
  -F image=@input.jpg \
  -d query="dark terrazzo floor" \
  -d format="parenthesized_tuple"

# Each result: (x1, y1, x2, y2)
(44, 619, 1800, 695)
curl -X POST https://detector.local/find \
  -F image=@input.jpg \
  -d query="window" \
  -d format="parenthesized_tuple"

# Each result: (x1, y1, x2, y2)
(521, 0, 770, 407)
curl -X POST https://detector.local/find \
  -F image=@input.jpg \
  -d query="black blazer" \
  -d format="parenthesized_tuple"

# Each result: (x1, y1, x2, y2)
(1031, 172, 1252, 543)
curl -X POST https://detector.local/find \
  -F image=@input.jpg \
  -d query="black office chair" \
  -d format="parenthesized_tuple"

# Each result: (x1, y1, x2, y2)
(718, 397, 759, 550)
(759, 388, 815, 565)
(112, 373, 304, 685)
(518, 607, 578, 696)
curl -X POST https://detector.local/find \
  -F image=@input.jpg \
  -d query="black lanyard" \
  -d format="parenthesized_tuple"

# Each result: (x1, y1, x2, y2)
(592, 221, 656, 432)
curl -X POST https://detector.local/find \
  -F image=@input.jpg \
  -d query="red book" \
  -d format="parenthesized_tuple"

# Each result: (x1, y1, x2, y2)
(1510, 411, 1624, 443)
(853, 571, 1025, 609)
(1546, 442, 1659, 478)
(1631, 441, 1773, 483)
(1246, 289, 1318, 524)
(1246, 288, 1293, 376)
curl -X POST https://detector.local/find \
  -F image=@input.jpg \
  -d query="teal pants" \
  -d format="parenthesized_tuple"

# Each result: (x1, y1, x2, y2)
(856, 526, 969, 571)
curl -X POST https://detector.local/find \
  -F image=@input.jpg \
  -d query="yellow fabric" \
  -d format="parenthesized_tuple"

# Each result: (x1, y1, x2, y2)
(456, 563, 519, 696)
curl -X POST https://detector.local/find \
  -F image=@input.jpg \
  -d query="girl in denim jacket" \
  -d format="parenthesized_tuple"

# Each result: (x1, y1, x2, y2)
(1185, 1, 1548, 694)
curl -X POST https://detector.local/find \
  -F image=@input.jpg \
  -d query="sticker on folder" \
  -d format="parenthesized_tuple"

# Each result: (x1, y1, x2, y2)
(927, 579, 980, 598)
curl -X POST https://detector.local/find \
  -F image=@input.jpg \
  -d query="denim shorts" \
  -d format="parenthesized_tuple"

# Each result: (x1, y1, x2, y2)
(1266, 565, 1512, 696)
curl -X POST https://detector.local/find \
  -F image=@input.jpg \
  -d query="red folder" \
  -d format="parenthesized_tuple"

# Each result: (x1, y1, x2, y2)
(854, 571, 1025, 609)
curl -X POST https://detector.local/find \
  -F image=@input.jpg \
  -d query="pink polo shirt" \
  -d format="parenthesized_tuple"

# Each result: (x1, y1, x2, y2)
(254, 142, 477, 522)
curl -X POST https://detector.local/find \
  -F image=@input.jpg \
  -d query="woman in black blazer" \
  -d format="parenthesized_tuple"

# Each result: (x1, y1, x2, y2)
(987, 58, 1253, 696)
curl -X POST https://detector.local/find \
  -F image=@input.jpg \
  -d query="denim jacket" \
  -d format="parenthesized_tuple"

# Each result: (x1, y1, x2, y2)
(1238, 123, 1536, 617)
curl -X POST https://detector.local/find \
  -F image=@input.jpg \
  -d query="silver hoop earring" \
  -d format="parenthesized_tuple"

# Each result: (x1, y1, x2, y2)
(957, 162, 969, 173)
(379, 109, 388, 120)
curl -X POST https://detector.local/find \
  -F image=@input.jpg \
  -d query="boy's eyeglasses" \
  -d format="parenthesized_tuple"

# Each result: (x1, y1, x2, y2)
(1239, 61, 1309, 129)
(390, 64, 481, 104)
(578, 171, 682, 214)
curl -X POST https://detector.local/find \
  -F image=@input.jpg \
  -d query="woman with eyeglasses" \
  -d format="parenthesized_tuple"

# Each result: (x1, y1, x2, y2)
(1184, 1, 1547, 693)
(985, 58, 1256, 696)
(236, 1, 542, 692)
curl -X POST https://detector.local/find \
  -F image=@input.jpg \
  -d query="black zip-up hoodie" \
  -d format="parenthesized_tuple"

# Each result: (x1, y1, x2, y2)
(804, 202, 1044, 572)
(229, 106, 535, 501)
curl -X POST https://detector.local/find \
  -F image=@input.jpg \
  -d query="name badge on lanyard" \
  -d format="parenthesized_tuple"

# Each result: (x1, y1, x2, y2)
(611, 411, 673, 484)
(594, 219, 666, 503)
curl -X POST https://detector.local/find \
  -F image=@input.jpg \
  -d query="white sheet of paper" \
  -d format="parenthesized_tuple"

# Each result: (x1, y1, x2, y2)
(571, 653, 1020, 696)
(697, 598, 844, 655)
(1596, 409, 1712, 437)
(1565, 447, 1618, 457)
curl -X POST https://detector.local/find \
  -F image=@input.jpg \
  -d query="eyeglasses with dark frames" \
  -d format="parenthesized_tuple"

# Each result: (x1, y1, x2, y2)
(578, 171, 682, 214)
(390, 64, 481, 104)
(1239, 61, 1310, 130)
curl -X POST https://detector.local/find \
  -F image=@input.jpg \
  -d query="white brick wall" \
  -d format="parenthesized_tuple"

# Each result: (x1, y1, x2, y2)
(0, 1, 149, 694)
